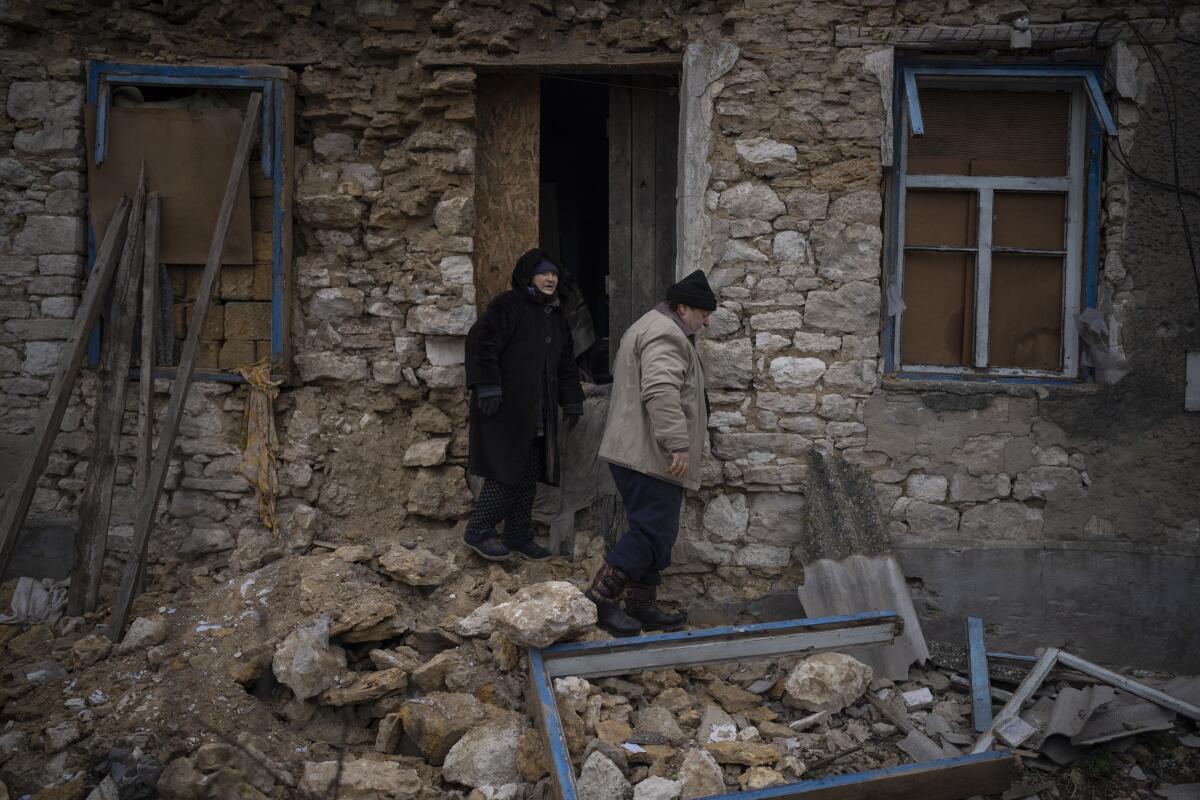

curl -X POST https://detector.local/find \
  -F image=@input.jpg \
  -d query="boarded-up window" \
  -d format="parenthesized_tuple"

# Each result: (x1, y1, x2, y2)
(896, 81, 1085, 377)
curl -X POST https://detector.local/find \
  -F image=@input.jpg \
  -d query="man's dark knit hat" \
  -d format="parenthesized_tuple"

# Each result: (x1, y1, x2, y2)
(666, 269, 717, 311)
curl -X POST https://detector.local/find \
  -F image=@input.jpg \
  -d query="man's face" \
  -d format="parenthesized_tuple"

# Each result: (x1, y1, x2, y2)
(677, 304, 712, 332)
(532, 271, 558, 295)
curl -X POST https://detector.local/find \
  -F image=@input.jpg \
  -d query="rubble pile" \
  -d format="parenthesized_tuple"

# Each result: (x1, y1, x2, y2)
(0, 542, 1197, 799)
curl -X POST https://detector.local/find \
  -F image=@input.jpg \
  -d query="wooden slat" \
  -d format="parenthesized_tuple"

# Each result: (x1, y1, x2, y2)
(69, 174, 147, 615)
(418, 51, 681, 71)
(972, 647, 1059, 753)
(137, 192, 160, 490)
(608, 81, 633, 360)
(653, 75, 679, 300)
(277, 77, 295, 374)
(108, 93, 262, 640)
(0, 196, 131, 582)
(630, 77, 658, 318)
(967, 616, 993, 734)
(1056, 650, 1200, 722)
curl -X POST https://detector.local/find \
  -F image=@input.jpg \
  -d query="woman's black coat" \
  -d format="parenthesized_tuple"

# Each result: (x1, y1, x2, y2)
(465, 261, 584, 488)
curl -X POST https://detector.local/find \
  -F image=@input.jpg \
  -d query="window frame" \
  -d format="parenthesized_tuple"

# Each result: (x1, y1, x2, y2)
(85, 60, 295, 385)
(884, 62, 1107, 383)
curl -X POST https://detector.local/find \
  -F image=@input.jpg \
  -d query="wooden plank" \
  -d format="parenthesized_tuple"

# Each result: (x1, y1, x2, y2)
(474, 73, 540, 311)
(419, 51, 681, 71)
(1056, 650, 1200, 723)
(630, 77, 657, 318)
(0, 196, 131, 582)
(68, 173, 147, 615)
(607, 81, 633, 359)
(866, 692, 916, 735)
(972, 647, 1059, 753)
(966, 616, 993, 733)
(276, 76, 296, 377)
(653, 75, 679, 300)
(136, 192, 160, 490)
(108, 93, 262, 640)
(729, 751, 1020, 800)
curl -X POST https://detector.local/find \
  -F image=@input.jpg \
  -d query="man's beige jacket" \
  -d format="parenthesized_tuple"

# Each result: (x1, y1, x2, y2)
(598, 308, 707, 491)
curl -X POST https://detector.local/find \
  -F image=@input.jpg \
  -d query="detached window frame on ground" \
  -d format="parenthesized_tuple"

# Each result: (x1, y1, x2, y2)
(528, 610, 1021, 800)
(85, 59, 294, 384)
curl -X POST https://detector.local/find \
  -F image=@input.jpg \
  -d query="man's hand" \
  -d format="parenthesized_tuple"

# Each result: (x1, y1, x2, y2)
(669, 451, 690, 478)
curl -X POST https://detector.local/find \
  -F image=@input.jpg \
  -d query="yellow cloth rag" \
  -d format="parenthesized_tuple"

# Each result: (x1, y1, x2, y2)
(238, 358, 281, 534)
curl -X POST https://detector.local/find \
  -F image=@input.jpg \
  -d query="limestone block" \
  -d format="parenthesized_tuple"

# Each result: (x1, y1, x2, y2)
(0, 256, 37, 276)
(823, 359, 878, 392)
(297, 195, 365, 229)
(438, 255, 473, 285)
(634, 776, 682, 800)
(818, 394, 857, 421)
(405, 466, 470, 519)
(750, 310, 803, 331)
(489, 581, 597, 648)
(718, 181, 786, 220)
(829, 190, 883, 225)
(959, 502, 1043, 539)
(768, 356, 825, 389)
(340, 162, 381, 194)
(735, 543, 790, 568)
(678, 748, 724, 800)
(712, 433, 811, 460)
(434, 195, 474, 235)
(755, 333, 791, 353)
(747, 492, 804, 546)
(13, 216, 84, 255)
(406, 303, 476, 335)
(425, 336, 465, 366)
(782, 189, 829, 221)
(441, 711, 529, 788)
(180, 527, 235, 556)
(219, 339, 257, 370)
(577, 752, 632, 800)
(272, 617, 348, 701)
(308, 287, 364, 320)
(701, 337, 752, 388)
(904, 501, 959, 536)
(720, 239, 769, 264)
(378, 546, 455, 587)
(757, 392, 816, 414)
(225, 302, 272, 340)
(296, 352, 369, 382)
(400, 692, 485, 765)
(905, 474, 948, 503)
(22, 341, 62, 376)
(118, 615, 169, 653)
(803, 282, 880, 333)
(784, 652, 872, 713)
(402, 439, 449, 467)
(735, 136, 797, 164)
(707, 304, 742, 338)
(299, 760, 420, 799)
(703, 494, 748, 542)
(313, 132, 354, 160)
(949, 473, 1011, 503)
(811, 220, 883, 282)
(416, 364, 465, 388)
(773, 230, 809, 265)
(0, 158, 35, 187)
(1012, 466, 1085, 502)
(6, 80, 81, 121)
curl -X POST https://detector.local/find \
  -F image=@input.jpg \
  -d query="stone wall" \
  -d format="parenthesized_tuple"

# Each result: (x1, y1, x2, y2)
(1, 0, 1198, 642)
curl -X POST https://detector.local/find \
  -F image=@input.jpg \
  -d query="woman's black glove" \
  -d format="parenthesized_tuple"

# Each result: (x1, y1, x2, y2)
(563, 403, 583, 431)
(475, 385, 502, 416)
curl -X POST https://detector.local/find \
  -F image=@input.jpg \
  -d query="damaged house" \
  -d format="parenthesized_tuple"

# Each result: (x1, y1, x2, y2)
(0, 0, 1199, 797)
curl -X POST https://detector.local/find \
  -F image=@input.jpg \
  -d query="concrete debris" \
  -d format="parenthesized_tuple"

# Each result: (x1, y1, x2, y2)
(116, 615, 168, 653)
(299, 759, 421, 799)
(271, 614, 348, 700)
(577, 751, 633, 800)
(442, 711, 530, 788)
(784, 652, 873, 713)
(677, 748, 725, 800)
(489, 580, 597, 648)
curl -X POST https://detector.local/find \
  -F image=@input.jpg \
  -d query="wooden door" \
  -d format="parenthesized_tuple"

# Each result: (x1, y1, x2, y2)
(608, 75, 679, 351)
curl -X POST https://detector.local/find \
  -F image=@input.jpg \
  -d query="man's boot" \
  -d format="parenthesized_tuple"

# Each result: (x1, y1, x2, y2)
(584, 562, 642, 637)
(624, 583, 687, 631)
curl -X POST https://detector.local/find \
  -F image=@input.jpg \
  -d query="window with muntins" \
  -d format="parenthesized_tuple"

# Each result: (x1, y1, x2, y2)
(887, 64, 1110, 381)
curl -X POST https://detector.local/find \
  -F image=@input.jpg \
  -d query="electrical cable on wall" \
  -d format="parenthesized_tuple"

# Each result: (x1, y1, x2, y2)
(1091, 16, 1200, 312)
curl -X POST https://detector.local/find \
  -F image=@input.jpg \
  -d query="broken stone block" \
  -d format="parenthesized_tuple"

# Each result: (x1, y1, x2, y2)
(454, 603, 496, 638)
(43, 720, 81, 752)
(633, 706, 687, 745)
(319, 667, 407, 706)
(9, 625, 53, 659)
(703, 740, 780, 766)
(118, 616, 168, 654)
(707, 680, 761, 713)
(516, 727, 549, 782)
(399, 692, 485, 765)
(489, 581, 597, 648)
(375, 712, 402, 754)
(577, 751, 632, 800)
(154, 758, 204, 800)
(298, 759, 420, 799)
(784, 652, 873, 713)
(698, 705, 738, 743)
(402, 438, 449, 467)
(271, 616, 348, 701)
(377, 545, 456, 587)
(70, 635, 112, 669)
(441, 710, 529, 788)
(633, 776, 682, 800)
(677, 748, 724, 800)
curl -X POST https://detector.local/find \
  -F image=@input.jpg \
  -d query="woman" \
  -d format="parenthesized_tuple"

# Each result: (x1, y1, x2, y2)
(462, 248, 585, 561)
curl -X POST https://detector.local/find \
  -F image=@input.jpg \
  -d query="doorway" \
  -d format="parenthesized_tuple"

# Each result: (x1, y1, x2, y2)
(473, 71, 681, 380)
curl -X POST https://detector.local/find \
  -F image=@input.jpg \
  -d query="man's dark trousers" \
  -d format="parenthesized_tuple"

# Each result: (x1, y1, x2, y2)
(605, 463, 684, 586)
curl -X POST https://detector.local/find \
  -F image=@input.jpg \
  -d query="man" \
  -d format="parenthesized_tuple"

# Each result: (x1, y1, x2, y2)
(588, 269, 715, 636)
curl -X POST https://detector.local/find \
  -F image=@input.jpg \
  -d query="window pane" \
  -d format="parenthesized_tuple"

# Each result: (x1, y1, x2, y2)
(908, 89, 1070, 177)
(989, 254, 1064, 371)
(905, 190, 977, 248)
(993, 192, 1066, 250)
(900, 251, 975, 367)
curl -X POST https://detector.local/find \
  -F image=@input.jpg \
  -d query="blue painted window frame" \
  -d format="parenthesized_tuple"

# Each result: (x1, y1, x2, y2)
(85, 61, 291, 384)
(883, 60, 1107, 385)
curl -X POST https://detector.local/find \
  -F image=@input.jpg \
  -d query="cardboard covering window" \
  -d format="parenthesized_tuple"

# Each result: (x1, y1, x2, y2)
(85, 104, 254, 265)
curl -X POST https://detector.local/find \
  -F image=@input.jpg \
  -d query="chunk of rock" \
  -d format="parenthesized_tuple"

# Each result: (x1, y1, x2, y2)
(118, 615, 168, 653)
(272, 616, 348, 701)
(377, 546, 457, 587)
(677, 748, 725, 800)
(697, 705, 738, 743)
(707, 679, 760, 713)
(489, 580, 597, 648)
(400, 692, 486, 765)
(71, 634, 112, 668)
(739, 767, 788, 790)
(155, 758, 204, 800)
(703, 740, 781, 766)
(517, 727, 549, 782)
(299, 759, 421, 799)
(634, 776, 682, 800)
(633, 706, 687, 745)
(441, 710, 529, 788)
(319, 667, 407, 706)
(577, 751, 632, 800)
(784, 652, 873, 713)
(454, 602, 496, 638)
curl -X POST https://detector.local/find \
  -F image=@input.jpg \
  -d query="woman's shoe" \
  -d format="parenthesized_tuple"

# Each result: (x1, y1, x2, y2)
(506, 539, 554, 561)
(463, 529, 511, 561)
